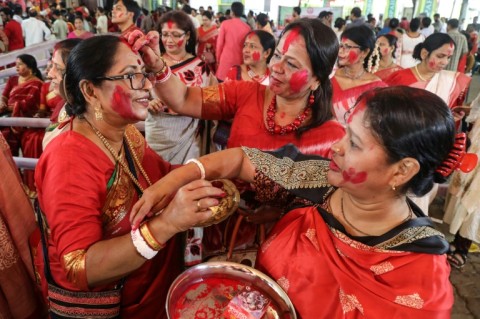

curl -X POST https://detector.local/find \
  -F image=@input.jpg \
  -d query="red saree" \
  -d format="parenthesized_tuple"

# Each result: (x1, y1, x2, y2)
(385, 68, 471, 109)
(0, 134, 46, 318)
(374, 65, 403, 81)
(331, 76, 387, 126)
(202, 81, 345, 158)
(1, 76, 43, 192)
(243, 146, 453, 319)
(34, 124, 183, 318)
(197, 25, 218, 73)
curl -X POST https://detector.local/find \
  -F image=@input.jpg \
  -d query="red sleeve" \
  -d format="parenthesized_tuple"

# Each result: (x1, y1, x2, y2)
(216, 24, 225, 61)
(2, 76, 17, 99)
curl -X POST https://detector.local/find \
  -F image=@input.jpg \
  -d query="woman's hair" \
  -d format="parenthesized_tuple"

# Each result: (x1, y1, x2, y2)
(17, 54, 43, 80)
(356, 86, 455, 196)
(279, 18, 339, 136)
(341, 25, 378, 70)
(409, 18, 420, 32)
(158, 10, 197, 55)
(334, 17, 346, 29)
(412, 33, 455, 61)
(63, 35, 122, 116)
(74, 15, 84, 21)
(256, 13, 269, 27)
(202, 11, 212, 20)
(377, 34, 397, 58)
(53, 38, 83, 65)
(245, 30, 275, 63)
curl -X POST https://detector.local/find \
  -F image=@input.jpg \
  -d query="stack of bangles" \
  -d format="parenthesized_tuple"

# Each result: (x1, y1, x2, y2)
(154, 56, 172, 84)
(131, 222, 166, 259)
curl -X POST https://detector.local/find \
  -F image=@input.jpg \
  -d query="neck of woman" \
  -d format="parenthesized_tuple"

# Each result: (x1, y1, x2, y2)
(416, 62, 436, 81)
(164, 51, 188, 65)
(78, 114, 126, 147)
(379, 56, 393, 68)
(248, 63, 267, 76)
(274, 93, 309, 119)
(343, 63, 366, 80)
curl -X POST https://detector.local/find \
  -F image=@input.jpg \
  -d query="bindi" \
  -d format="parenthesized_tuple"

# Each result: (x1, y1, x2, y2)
(167, 20, 174, 29)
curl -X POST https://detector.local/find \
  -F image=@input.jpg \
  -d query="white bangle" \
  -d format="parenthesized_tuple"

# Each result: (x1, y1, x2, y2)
(131, 229, 158, 260)
(186, 158, 206, 179)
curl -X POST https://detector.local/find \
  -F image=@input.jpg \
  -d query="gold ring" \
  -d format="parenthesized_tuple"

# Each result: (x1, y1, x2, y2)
(196, 200, 202, 211)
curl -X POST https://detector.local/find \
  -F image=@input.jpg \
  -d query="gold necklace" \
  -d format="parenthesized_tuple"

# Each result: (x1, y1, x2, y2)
(164, 52, 187, 64)
(414, 64, 428, 82)
(343, 67, 365, 80)
(341, 193, 413, 237)
(84, 119, 152, 192)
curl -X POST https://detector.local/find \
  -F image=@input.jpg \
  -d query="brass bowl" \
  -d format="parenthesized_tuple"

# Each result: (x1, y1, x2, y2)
(166, 261, 297, 319)
(195, 179, 240, 227)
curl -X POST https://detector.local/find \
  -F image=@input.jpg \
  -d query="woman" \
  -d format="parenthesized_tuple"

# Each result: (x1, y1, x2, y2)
(67, 16, 93, 39)
(197, 11, 218, 73)
(225, 30, 275, 85)
(444, 91, 480, 268)
(42, 38, 83, 149)
(146, 10, 217, 165)
(132, 18, 344, 157)
(0, 54, 43, 191)
(255, 13, 274, 36)
(34, 35, 223, 318)
(133, 86, 465, 318)
(375, 34, 402, 80)
(37, 63, 63, 119)
(386, 33, 471, 111)
(332, 25, 387, 126)
(399, 18, 425, 68)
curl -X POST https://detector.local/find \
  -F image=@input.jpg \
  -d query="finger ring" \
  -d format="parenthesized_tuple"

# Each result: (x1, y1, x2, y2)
(196, 200, 202, 211)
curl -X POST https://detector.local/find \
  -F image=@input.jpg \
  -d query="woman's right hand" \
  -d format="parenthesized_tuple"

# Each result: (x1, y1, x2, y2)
(148, 98, 167, 115)
(155, 179, 225, 233)
(125, 30, 165, 73)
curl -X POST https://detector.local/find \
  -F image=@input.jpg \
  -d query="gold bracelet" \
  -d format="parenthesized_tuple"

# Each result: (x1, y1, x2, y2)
(139, 222, 165, 251)
(155, 55, 167, 76)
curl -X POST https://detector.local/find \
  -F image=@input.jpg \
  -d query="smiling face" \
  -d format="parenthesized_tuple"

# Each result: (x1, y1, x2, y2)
(268, 29, 319, 97)
(161, 21, 189, 56)
(92, 43, 152, 123)
(328, 105, 397, 197)
(423, 43, 454, 72)
(243, 33, 269, 66)
(47, 50, 65, 94)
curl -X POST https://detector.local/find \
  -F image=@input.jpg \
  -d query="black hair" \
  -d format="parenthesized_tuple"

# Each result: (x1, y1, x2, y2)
(245, 30, 275, 63)
(0, 7, 13, 17)
(389, 18, 399, 29)
(52, 9, 61, 16)
(409, 18, 420, 32)
(318, 11, 332, 19)
(279, 18, 339, 136)
(421, 17, 432, 27)
(74, 15, 84, 22)
(29, 9, 38, 17)
(341, 25, 377, 69)
(181, 4, 192, 15)
(17, 54, 43, 80)
(334, 17, 346, 29)
(434, 13, 440, 18)
(97, 7, 105, 13)
(356, 87, 455, 196)
(377, 34, 397, 58)
(447, 18, 459, 29)
(293, 7, 301, 16)
(413, 33, 455, 60)
(114, 0, 141, 23)
(231, 2, 244, 17)
(351, 7, 361, 18)
(63, 35, 121, 116)
(202, 11, 212, 20)
(256, 13, 269, 27)
(158, 10, 197, 55)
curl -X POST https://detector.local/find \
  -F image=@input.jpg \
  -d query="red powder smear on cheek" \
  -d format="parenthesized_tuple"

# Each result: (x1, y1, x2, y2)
(167, 20, 174, 29)
(289, 69, 308, 93)
(111, 85, 137, 120)
(177, 39, 184, 46)
(118, 13, 123, 18)
(382, 48, 389, 56)
(346, 101, 366, 124)
(282, 28, 301, 54)
(428, 60, 436, 68)
(342, 168, 367, 184)
(252, 51, 261, 61)
(348, 50, 359, 64)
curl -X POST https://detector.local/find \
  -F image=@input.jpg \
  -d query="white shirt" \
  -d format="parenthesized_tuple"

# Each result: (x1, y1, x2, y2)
(13, 15, 23, 24)
(96, 15, 108, 34)
(420, 25, 434, 38)
(189, 15, 200, 29)
(22, 17, 51, 46)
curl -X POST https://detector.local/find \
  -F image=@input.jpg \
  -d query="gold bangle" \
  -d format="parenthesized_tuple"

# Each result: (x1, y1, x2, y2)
(155, 55, 167, 75)
(139, 222, 165, 251)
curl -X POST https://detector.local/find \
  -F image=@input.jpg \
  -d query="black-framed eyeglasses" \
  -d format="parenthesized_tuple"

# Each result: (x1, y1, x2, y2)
(339, 43, 361, 51)
(96, 72, 155, 90)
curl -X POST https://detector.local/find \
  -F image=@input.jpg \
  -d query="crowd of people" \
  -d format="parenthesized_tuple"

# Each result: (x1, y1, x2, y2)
(1, 1, 480, 318)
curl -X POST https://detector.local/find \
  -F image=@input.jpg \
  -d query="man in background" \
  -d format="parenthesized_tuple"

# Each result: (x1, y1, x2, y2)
(318, 11, 333, 28)
(111, 0, 141, 35)
(22, 8, 51, 46)
(446, 18, 469, 71)
(292, 6, 301, 21)
(51, 9, 67, 39)
(0, 7, 24, 51)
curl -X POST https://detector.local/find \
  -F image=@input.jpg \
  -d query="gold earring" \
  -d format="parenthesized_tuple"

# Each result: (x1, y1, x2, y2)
(94, 103, 103, 121)
(391, 184, 396, 191)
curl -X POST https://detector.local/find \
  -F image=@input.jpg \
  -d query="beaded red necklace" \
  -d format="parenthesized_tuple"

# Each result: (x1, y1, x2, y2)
(246, 65, 270, 83)
(266, 95, 311, 135)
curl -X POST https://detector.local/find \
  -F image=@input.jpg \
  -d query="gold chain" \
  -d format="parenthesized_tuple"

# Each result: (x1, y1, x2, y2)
(341, 192, 413, 237)
(84, 119, 152, 193)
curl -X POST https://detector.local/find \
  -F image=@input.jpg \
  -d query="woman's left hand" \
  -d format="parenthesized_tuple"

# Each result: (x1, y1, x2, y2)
(124, 30, 165, 73)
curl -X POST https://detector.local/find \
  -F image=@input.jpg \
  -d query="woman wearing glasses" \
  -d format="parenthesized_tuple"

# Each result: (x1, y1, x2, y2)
(146, 10, 217, 165)
(33, 35, 224, 318)
(332, 25, 387, 126)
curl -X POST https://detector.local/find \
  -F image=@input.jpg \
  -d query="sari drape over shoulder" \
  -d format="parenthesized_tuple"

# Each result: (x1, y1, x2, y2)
(374, 65, 403, 81)
(34, 125, 183, 318)
(197, 25, 218, 73)
(242, 145, 453, 319)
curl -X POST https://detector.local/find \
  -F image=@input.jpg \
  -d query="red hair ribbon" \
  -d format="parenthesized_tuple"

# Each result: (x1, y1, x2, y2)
(436, 132, 478, 177)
